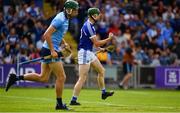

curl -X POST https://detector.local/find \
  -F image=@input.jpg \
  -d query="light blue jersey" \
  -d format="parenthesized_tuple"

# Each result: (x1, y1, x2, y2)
(78, 19, 96, 51)
(43, 12, 69, 51)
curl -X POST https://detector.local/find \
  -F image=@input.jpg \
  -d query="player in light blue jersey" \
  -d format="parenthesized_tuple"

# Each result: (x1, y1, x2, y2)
(5, 0, 79, 110)
(70, 8, 114, 105)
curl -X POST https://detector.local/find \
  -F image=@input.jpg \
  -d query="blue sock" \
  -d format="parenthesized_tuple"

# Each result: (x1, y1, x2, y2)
(71, 96, 77, 102)
(102, 88, 106, 94)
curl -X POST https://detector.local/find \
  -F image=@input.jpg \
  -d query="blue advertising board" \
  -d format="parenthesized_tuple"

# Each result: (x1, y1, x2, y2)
(155, 67, 180, 88)
(0, 64, 47, 87)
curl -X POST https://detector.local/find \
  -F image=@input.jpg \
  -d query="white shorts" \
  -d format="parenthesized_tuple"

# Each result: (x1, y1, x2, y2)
(78, 49, 97, 64)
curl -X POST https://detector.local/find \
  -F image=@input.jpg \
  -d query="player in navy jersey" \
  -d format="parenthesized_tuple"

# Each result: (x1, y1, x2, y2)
(70, 8, 114, 105)
(5, 0, 79, 110)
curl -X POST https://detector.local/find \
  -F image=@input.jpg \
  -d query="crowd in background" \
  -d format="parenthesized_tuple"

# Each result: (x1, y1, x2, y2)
(0, 0, 180, 66)
(0, 0, 46, 64)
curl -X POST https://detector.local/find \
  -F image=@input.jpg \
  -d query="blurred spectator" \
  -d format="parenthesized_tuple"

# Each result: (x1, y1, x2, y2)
(111, 46, 123, 65)
(0, 12, 5, 31)
(159, 51, 170, 66)
(34, 20, 45, 42)
(161, 21, 173, 45)
(29, 48, 40, 62)
(108, 22, 120, 37)
(170, 13, 180, 33)
(148, 9, 159, 24)
(0, 0, 180, 66)
(136, 31, 150, 50)
(36, 37, 44, 52)
(118, 47, 135, 89)
(2, 42, 14, 64)
(171, 33, 180, 59)
(0, 11, 5, 49)
(123, 27, 131, 40)
(26, 1, 39, 17)
(18, 47, 28, 62)
(156, 1, 166, 17)
(156, 17, 165, 31)
(2, 0, 11, 14)
(116, 30, 128, 48)
(69, 18, 79, 40)
(142, 0, 153, 15)
(18, 3, 27, 18)
(148, 37, 158, 52)
(97, 9, 108, 40)
(150, 52, 161, 66)
(162, 6, 175, 21)
(7, 27, 19, 48)
(146, 23, 157, 42)
(134, 42, 148, 65)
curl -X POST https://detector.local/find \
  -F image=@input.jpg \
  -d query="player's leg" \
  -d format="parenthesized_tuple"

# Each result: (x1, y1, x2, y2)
(48, 61, 69, 110)
(70, 64, 90, 105)
(119, 63, 133, 89)
(120, 73, 132, 89)
(91, 59, 105, 90)
(5, 63, 51, 92)
(91, 59, 114, 100)
(23, 63, 51, 82)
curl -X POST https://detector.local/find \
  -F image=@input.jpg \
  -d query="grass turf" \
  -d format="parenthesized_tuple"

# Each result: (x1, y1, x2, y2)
(0, 88, 180, 112)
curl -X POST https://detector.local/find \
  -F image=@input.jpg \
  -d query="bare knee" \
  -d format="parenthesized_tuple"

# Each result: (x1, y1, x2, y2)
(78, 76, 87, 84)
(39, 75, 49, 83)
(56, 74, 66, 82)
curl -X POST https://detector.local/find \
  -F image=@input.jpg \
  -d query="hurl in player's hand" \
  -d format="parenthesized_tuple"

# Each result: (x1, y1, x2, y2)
(98, 47, 106, 52)
(51, 50, 58, 58)
(61, 45, 72, 57)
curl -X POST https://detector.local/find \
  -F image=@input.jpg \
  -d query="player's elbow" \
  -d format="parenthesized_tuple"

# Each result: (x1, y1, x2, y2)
(94, 42, 101, 47)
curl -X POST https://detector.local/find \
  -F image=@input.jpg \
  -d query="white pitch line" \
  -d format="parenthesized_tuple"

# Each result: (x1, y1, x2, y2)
(125, 91, 149, 95)
(0, 95, 54, 102)
(81, 100, 177, 109)
(1, 95, 179, 110)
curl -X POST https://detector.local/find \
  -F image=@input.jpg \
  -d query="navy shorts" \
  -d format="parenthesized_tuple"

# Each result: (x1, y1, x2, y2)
(40, 47, 61, 63)
(123, 62, 133, 74)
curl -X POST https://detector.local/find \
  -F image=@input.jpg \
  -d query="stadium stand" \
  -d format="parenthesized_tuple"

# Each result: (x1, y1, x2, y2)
(0, 0, 180, 66)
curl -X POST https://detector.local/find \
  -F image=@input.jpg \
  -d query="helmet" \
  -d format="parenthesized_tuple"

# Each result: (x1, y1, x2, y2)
(88, 8, 100, 16)
(64, 0, 79, 9)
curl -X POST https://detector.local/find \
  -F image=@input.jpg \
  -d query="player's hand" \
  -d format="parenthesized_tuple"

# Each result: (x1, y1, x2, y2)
(51, 50, 58, 58)
(108, 32, 114, 40)
(64, 43, 70, 49)
(99, 47, 106, 52)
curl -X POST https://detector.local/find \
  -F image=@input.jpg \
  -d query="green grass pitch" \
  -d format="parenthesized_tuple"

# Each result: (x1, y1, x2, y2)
(0, 88, 180, 113)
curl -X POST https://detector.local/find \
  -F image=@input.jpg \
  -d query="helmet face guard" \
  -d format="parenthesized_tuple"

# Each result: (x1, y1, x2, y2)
(88, 8, 100, 23)
(64, 0, 79, 10)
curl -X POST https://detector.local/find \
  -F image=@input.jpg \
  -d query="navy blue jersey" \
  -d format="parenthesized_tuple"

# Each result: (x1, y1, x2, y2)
(78, 19, 96, 51)
(7, 34, 19, 46)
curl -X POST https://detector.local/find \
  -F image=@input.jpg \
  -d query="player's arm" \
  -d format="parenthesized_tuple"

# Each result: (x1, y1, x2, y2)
(43, 25, 57, 58)
(91, 33, 114, 47)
